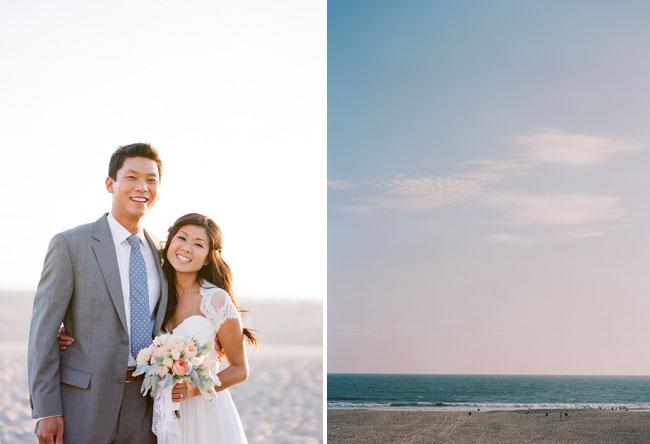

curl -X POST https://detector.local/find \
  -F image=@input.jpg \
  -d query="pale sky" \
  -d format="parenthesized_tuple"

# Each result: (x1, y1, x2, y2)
(0, 1, 325, 301)
(328, 1, 650, 374)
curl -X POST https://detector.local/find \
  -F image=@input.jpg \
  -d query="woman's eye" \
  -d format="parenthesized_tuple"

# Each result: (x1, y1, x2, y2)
(178, 236, 186, 241)
(195, 243, 203, 248)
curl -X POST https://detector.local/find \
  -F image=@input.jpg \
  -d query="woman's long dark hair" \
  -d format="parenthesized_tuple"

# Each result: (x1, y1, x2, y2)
(162, 213, 258, 346)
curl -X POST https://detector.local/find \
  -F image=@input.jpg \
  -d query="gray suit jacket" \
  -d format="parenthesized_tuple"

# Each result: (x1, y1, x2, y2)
(27, 214, 168, 441)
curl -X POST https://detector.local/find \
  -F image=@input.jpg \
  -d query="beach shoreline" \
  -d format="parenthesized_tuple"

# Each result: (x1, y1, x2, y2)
(328, 405, 647, 413)
(328, 409, 650, 443)
(327, 403, 650, 413)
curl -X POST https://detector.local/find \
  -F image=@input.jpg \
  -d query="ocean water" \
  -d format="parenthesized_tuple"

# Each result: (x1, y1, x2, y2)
(328, 374, 650, 411)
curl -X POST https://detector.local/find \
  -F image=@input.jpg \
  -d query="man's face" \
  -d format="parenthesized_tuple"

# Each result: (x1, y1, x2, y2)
(106, 157, 160, 221)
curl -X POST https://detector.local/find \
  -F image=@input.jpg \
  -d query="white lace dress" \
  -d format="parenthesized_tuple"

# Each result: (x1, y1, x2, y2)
(159, 284, 248, 444)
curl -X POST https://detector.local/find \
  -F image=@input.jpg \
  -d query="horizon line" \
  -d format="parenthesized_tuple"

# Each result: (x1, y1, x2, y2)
(327, 372, 650, 377)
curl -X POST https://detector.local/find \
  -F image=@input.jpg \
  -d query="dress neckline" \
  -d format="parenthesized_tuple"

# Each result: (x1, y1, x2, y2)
(169, 314, 208, 333)
(164, 283, 221, 332)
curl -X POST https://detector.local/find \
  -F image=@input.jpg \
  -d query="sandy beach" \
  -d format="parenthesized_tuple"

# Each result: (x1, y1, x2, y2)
(0, 292, 322, 443)
(328, 409, 650, 443)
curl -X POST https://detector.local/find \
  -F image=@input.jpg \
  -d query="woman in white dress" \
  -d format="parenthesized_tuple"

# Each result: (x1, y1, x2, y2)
(59, 213, 257, 443)
(161, 213, 257, 443)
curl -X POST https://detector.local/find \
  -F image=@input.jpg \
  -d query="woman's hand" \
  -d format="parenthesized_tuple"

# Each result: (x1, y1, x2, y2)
(57, 327, 75, 351)
(172, 381, 198, 402)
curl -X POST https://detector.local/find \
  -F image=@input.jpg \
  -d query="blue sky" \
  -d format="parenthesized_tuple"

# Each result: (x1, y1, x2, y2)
(329, 1, 650, 374)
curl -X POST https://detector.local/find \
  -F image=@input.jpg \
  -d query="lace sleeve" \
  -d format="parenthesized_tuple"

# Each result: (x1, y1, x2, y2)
(200, 287, 240, 334)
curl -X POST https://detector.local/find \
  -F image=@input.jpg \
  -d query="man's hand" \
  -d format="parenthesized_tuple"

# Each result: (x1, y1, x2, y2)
(36, 416, 64, 444)
(57, 327, 74, 351)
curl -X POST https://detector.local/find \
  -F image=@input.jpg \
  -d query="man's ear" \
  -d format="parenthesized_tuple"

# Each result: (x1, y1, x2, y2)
(106, 176, 114, 193)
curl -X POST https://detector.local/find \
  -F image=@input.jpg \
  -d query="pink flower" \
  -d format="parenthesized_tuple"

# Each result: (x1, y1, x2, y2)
(184, 343, 197, 358)
(172, 358, 191, 376)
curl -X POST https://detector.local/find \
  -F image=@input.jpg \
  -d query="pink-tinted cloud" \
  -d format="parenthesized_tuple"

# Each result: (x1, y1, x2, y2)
(514, 129, 641, 166)
(486, 233, 534, 243)
(484, 192, 623, 226)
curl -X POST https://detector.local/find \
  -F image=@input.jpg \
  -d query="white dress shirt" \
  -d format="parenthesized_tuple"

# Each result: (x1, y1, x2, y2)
(107, 212, 161, 366)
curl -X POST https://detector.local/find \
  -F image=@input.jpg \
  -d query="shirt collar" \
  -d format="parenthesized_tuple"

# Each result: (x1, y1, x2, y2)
(106, 212, 147, 246)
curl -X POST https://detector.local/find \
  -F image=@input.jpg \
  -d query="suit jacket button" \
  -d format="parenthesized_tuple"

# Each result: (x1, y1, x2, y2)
(117, 378, 123, 384)
(121, 340, 128, 345)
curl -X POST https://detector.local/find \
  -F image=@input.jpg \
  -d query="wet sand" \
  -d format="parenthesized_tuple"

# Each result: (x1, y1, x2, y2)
(0, 292, 322, 443)
(328, 409, 650, 443)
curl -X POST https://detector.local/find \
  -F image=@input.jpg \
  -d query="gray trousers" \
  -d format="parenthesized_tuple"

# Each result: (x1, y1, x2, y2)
(111, 380, 156, 444)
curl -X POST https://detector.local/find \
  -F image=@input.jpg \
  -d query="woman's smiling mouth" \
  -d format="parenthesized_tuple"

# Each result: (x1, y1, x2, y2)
(176, 254, 191, 263)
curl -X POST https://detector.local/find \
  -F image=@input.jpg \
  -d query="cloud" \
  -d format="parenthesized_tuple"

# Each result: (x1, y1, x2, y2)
(328, 180, 357, 190)
(514, 129, 641, 166)
(371, 173, 491, 210)
(487, 234, 534, 243)
(484, 193, 623, 226)
(335, 173, 494, 211)
(332, 129, 641, 216)
(564, 231, 606, 239)
(462, 158, 528, 174)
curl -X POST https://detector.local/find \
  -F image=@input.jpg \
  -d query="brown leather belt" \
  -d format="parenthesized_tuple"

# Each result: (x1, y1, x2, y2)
(125, 367, 144, 383)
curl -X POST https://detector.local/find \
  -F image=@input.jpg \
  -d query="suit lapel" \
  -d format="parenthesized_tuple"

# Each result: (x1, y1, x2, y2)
(145, 230, 168, 335)
(91, 214, 129, 334)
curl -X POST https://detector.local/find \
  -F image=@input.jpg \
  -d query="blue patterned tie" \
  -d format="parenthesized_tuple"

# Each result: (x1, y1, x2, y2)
(127, 234, 153, 359)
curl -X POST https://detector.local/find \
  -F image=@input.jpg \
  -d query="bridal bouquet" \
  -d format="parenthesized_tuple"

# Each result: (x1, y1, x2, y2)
(133, 333, 220, 438)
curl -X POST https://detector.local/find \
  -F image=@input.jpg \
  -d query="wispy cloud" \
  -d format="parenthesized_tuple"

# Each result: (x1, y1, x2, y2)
(484, 193, 623, 226)
(332, 129, 641, 218)
(461, 158, 528, 174)
(514, 129, 641, 166)
(328, 179, 357, 190)
(372, 173, 492, 210)
(487, 234, 534, 243)
(564, 231, 606, 239)
(335, 173, 495, 212)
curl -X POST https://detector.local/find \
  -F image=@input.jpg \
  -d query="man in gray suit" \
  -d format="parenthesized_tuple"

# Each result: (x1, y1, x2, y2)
(28, 143, 168, 444)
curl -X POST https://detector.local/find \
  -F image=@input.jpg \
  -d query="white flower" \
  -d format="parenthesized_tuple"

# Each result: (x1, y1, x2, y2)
(171, 350, 181, 360)
(157, 366, 169, 378)
(190, 356, 204, 366)
(136, 347, 152, 366)
(170, 334, 184, 345)
(163, 358, 173, 368)
(153, 334, 168, 347)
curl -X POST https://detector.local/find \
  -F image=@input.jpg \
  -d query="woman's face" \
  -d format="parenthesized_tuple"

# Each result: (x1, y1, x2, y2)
(166, 224, 211, 274)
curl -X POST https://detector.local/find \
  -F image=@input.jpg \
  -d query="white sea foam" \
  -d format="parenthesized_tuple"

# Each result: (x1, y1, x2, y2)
(327, 401, 650, 412)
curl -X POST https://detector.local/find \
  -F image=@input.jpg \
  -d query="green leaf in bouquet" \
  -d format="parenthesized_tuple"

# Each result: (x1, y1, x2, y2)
(160, 373, 176, 389)
(141, 374, 154, 397)
(132, 365, 150, 377)
(189, 371, 201, 389)
(198, 341, 213, 354)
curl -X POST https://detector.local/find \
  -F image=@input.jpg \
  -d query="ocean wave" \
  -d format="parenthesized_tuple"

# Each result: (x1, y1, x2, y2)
(327, 401, 650, 412)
